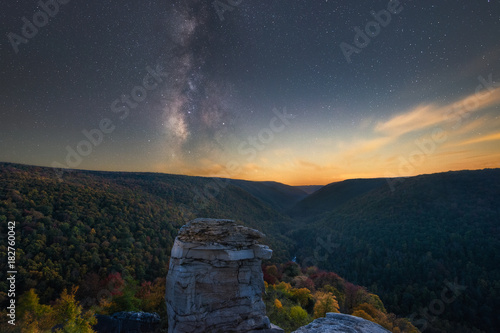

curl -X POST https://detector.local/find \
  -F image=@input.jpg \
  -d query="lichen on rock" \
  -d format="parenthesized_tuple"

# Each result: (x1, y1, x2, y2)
(176, 218, 266, 246)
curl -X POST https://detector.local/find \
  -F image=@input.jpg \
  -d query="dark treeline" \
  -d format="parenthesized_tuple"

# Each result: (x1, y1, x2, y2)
(290, 169, 500, 333)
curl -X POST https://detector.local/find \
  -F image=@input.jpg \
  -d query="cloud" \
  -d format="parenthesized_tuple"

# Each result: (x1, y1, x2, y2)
(160, 69, 500, 185)
(345, 137, 394, 154)
(297, 160, 325, 171)
(457, 132, 500, 146)
(280, 83, 500, 184)
(375, 86, 500, 138)
(375, 104, 438, 137)
(443, 114, 500, 148)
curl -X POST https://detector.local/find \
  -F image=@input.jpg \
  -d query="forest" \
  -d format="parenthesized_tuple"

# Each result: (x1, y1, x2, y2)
(0, 163, 499, 332)
(289, 169, 500, 332)
(2, 259, 420, 333)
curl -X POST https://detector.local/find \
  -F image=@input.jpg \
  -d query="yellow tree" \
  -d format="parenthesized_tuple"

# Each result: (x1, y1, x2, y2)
(313, 291, 339, 319)
(17, 289, 55, 332)
(52, 286, 96, 333)
(352, 309, 376, 322)
(291, 288, 313, 308)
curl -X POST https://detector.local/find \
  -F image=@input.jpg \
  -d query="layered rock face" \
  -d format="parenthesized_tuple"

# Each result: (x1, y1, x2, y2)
(292, 313, 391, 333)
(166, 218, 283, 333)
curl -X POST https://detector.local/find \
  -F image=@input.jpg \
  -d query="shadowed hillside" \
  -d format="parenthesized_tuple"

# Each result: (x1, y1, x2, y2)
(230, 179, 309, 212)
(289, 169, 500, 333)
(289, 178, 388, 219)
(293, 185, 323, 195)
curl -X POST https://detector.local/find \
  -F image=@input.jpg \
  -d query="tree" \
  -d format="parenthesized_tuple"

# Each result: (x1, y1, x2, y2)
(289, 306, 310, 327)
(282, 262, 301, 281)
(136, 278, 166, 313)
(290, 288, 313, 308)
(52, 286, 96, 333)
(292, 275, 315, 291)
(264, 265, 280, 284)
(105, 278, 141, 313)
(17, 289, 55, 332)
(352, 309, 375, 322)
(313, 291, 339, 319)
(16, 287, 96, 333)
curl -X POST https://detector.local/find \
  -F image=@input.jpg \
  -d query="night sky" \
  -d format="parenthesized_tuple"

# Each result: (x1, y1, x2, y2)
(1, 0, 499, 185)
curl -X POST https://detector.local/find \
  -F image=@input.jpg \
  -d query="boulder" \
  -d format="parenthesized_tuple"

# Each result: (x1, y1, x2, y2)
(292, 312, 391, 333)
(93, 311, 160, 333)
(166, 218, 282, 333)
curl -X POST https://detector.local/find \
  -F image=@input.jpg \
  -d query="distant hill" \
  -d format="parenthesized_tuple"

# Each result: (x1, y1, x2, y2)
(289, 178, 387, 218)
(293, 185, 324, 195)
(229, 179, 308, 212)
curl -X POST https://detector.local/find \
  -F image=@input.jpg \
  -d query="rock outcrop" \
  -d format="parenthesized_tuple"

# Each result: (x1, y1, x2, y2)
(166, 218, 283, 333)
(94, 312, 160, 333)
(292, 313, 391, 333)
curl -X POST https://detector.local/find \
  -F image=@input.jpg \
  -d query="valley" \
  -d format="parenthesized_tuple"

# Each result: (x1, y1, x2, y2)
(0, 162, 499, 332)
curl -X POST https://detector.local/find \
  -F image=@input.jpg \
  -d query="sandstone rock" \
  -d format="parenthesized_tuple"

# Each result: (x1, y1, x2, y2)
(166, 218, 281, 333)
(176, 218, 266, 246)
(94, 311, 160, 333)
(292, 312, 391, 333)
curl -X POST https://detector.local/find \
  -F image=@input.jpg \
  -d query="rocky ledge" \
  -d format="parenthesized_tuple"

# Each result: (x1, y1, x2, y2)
(166, 218, 282, 333)
(292, 313, 391, 333)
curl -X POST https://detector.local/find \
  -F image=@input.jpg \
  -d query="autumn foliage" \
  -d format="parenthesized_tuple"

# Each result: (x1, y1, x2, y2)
(262, 262, 418, 333)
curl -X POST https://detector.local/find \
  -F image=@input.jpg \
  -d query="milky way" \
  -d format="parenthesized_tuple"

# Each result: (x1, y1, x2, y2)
(157, 0, 235, 161)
